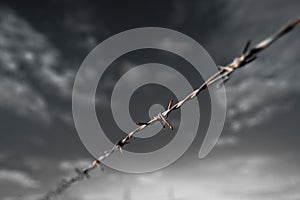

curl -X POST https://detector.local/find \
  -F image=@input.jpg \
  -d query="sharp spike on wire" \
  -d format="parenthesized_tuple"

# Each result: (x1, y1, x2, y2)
(119, 147, 123, 155)
(158, 113, 173, 130)
(167, 99, 173, 110)
(242, 40, 251, 54)
(135, 121, 149, 125)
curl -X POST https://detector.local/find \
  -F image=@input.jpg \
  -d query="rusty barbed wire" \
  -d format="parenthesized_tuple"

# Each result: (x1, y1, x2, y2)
(39, 16, 300, 200)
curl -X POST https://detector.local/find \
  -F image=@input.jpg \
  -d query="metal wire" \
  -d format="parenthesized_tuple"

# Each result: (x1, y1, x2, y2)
(39, 16, 300, 200)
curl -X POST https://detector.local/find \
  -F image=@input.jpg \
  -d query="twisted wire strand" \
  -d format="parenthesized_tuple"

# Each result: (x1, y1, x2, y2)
(39, 16, 300, 200)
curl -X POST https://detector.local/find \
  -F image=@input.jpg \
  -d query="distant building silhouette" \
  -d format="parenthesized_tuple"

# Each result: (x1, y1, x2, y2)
(168, 187, 175, 200)
(124, 187, 131, 200)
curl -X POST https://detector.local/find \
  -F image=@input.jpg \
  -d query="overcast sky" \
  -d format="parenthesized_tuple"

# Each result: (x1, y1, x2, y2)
(0, 0, 300, 200)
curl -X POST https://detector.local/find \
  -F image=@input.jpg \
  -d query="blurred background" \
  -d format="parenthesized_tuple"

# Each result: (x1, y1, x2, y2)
(0, 0, 300, 200)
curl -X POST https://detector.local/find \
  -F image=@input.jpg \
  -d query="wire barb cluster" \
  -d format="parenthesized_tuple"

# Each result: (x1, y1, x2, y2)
(39, 16, 300, 200)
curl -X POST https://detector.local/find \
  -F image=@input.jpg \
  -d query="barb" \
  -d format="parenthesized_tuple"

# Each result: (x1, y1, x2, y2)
(39, 17, 300, 200)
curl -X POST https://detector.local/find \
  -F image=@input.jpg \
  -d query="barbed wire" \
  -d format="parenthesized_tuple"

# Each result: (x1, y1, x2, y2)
(39, 16, 300, 200)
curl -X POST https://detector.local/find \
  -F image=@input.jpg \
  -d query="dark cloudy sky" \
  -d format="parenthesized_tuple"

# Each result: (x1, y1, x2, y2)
(0, 0, 300, 200)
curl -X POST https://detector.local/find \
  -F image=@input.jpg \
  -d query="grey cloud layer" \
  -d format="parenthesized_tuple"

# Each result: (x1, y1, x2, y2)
(0, 8, 73, 122)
